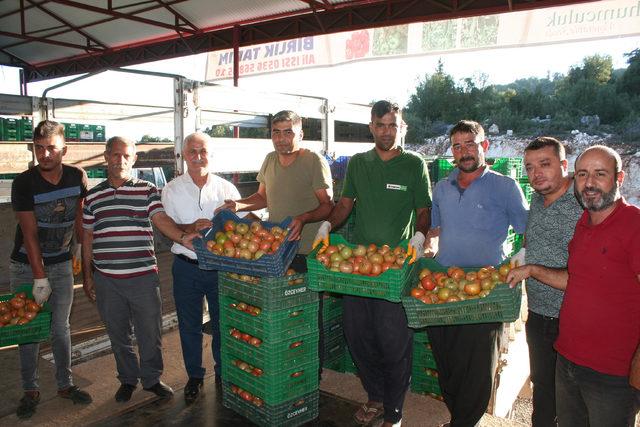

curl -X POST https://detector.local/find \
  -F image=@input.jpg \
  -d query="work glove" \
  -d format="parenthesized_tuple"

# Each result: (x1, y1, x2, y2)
(32, 278, 52, 305)
(312, 221, 331, 250)
(408, 231, 426, 264)
(72, 243, 82, 275)
(510, 247, 526, 268)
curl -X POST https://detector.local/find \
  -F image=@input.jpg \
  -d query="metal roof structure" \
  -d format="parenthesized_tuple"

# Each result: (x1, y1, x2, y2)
(1, 0, 596, 83)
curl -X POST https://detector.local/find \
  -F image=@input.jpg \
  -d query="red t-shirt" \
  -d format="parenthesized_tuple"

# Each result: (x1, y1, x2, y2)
(555, 198, 640, 376)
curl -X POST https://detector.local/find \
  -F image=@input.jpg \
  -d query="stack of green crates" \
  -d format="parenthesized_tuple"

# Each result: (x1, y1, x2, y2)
(219, 271, 320, 426)
(61, 123, 106, 142)
(321, 293, 344, 371)
(0, 117, 21, 141)
(411, 330, 442, 400)
(518, 177, 533, 203)
(426, 156, 524, 184)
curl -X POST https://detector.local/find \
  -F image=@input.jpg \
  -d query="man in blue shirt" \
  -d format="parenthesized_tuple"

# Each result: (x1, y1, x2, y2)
(426, 120, 528, 427)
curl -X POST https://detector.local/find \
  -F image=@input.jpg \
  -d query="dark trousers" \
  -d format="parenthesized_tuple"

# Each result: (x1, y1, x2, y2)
(427, 322, 502, 427)
(172, 255, 221, 379)
(556, 355, 639, 427)
(526, 311, 559, 427)
(343, 296, 413, 424)
(94, 270, 164, 388)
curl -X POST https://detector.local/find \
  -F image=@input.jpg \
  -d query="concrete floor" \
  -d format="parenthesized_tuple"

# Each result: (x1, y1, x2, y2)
(0, 326, 532, 427)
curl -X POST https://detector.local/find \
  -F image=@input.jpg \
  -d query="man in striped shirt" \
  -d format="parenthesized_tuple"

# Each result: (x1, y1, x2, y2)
(82, 136, 197, 403)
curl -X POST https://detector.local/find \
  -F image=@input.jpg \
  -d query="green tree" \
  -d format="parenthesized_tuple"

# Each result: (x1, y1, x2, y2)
(618, 49, 640, 97)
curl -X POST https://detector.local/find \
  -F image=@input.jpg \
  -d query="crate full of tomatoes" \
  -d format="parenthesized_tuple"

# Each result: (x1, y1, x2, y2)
(401, 258, 522, 328)
(307, 234, 414, 302)
(192, 210, 299, 277)
(222, 381, 319, 427)
(0, 285, 51, 348)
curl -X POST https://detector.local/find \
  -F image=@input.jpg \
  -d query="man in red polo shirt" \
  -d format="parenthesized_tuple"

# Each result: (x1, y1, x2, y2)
(508, 144, 640, 426)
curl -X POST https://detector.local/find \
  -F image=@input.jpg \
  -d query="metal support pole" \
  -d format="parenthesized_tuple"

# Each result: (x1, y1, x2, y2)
(232, 25, 240, 139)
(320, 99, 335, 156)
(174, 77, 186, 175)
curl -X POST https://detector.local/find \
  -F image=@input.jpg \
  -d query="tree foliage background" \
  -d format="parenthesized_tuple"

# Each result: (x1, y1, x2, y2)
(403, 50, 640, 145)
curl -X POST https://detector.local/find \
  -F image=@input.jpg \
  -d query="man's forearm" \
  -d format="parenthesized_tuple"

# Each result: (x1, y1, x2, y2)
(81, 233, 93, 284)
(528, 265, 568, 290)
(327, 198, 353, 230)
(236, 193, 267, 212)
(297, 201, 333, 225)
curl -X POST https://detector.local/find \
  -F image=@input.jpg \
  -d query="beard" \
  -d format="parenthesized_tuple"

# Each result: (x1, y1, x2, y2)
(575, 183, 619, 211)
(375, 137, 396, 152)
(457, 155, 480, 173)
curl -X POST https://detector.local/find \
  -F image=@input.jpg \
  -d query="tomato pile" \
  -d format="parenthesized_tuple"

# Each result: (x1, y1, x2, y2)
(230, 383, 264, 407)
(315, 243, 407, 276)
(206, 220, 289, 260)
(0, 292, 41, 327)
(229, 327, 263, 347)
(229, 300, 262, 317)
(227, 268, 303, 285)
(232, 358, 264, 377)
(410, 264, 512, 304)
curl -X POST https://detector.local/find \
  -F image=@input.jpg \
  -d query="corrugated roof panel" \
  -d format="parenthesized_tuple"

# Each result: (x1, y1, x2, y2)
(176, 0, 310, 29)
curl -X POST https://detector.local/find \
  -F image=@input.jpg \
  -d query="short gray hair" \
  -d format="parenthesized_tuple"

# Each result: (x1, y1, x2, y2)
(183, 132, 212, 153)
(105, 136, 136, 154)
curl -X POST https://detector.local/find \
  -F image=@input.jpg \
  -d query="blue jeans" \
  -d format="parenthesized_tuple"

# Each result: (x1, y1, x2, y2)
(526, 311, 559, 427)
(10, 260, 74, 391)
(94, 270, 164, 388)
(172, 255, 220, 379)
(556, 354, 639, 427)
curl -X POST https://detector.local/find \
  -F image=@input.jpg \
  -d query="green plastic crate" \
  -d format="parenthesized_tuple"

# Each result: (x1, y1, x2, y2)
(322, 333, 345, 363)
(223, 357, 318, 405)
(321, 293, 343, 322)
(220, 296, 318, 340)
(222, 330, 318, 372)
(219, 271, 317, 311)
(63, 123, 79, 141)
(307, 235, 414, 303)
(518, 177, 533, 203)
(222, 382, 319, 427)
(428, 158, 455, 183)
(488, 157, 523, 178)
(322, 315, 343, 344)
(413, 329, 430, 343)
(79, 124, 95, 141)
(401, 258, 522, 328)
(20, 118, 33, 141)
(94, 125, 105, 142)
(322, 351, 344, 371)
(0, 285, 51, 348)
(1, 118, 20, 141)
(411, 366, 442, 397)
(413, 340, 438, 369)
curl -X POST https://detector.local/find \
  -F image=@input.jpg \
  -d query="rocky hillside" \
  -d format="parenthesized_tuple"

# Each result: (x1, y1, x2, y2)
(408, 132, 640, 207)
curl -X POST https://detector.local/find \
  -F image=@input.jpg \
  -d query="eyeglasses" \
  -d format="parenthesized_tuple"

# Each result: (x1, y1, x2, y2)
(451, 141, 480, 152)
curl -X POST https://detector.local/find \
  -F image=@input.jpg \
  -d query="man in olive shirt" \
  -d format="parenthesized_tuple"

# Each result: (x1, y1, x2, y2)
(314, 100, 431, 427)
(218, 110, 333, 268)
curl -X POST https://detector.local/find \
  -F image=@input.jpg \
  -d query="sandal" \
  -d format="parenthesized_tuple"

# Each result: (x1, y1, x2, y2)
(354, 401, 384, 425)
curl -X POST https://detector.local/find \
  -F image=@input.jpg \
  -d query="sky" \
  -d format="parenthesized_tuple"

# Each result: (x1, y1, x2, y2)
(0, 33, 638, 139)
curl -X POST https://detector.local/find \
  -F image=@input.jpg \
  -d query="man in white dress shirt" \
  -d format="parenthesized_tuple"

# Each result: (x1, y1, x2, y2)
(161, 132, 245, 403)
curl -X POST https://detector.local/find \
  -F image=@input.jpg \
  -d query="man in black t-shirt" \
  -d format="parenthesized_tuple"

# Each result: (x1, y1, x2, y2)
(10, 120, 92, 419)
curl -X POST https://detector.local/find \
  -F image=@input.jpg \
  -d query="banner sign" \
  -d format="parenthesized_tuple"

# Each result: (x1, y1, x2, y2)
(205, 0, 640, 80)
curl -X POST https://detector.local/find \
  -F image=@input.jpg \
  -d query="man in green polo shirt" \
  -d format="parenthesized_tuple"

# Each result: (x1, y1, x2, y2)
(314, 100, 431, 427)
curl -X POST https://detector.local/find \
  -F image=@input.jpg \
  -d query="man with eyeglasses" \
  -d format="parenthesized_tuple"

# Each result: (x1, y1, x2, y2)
(218, 110, 333, 270)
(425, 120, 528, 427)
(10, 120, 93, 419)
(161, 132, 246, 403)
